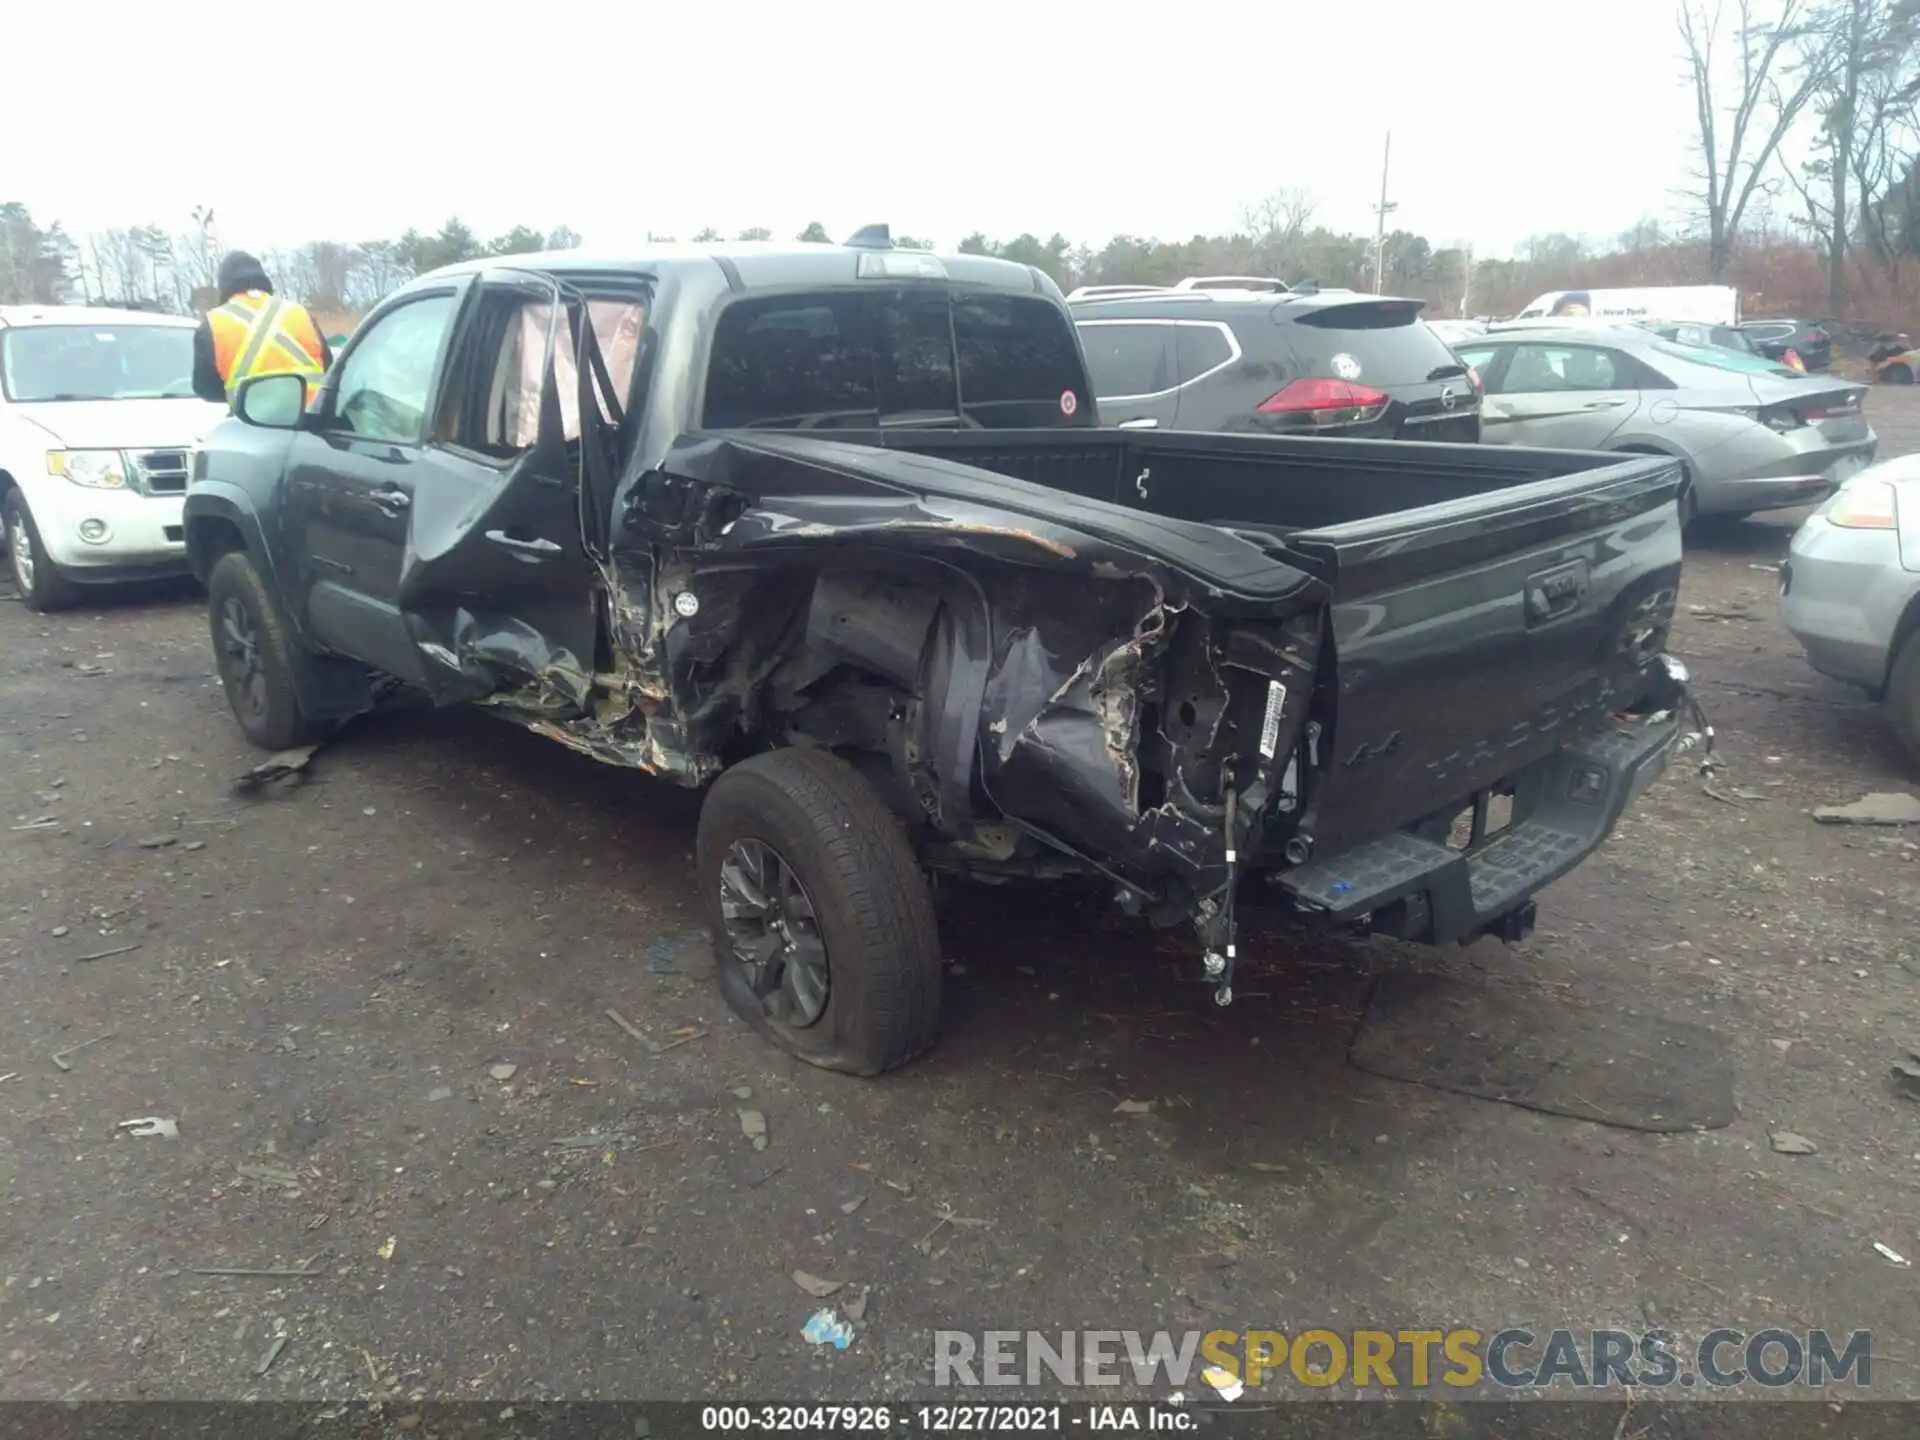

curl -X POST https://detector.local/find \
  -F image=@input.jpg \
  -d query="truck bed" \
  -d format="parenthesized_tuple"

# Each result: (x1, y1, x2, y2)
(721, 427, 1688, 862)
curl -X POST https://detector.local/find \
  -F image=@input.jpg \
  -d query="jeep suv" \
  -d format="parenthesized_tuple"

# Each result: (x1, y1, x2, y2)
(1069, 287, 1481, 442)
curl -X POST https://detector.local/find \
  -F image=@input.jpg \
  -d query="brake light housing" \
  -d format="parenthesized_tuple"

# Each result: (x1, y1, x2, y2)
(1256, 377, 1390, 427)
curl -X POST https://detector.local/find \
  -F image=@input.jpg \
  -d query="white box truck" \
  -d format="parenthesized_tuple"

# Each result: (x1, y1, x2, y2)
(1514, 286, 1739, 325)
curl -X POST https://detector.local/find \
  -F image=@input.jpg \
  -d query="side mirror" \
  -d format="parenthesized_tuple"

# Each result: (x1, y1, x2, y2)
(233, 372, 312, 430)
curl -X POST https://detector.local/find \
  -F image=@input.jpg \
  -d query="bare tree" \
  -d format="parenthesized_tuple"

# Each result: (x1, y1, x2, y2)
(1679, 0, 1832, 279)
(1242, 187, 1314, 275)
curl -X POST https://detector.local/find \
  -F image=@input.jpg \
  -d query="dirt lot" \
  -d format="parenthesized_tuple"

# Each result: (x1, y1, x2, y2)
(2, 393, 1918, 1412)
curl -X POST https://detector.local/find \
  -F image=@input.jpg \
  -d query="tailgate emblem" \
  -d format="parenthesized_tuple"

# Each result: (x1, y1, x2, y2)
(1525, 559, 1591, 627)
(1440, 384, 1462, 410)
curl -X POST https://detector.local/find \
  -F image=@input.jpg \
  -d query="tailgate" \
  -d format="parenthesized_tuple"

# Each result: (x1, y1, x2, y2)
(1284, 451, 1686, 854)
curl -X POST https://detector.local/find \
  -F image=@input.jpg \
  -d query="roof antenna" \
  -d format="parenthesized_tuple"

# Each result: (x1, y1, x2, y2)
(843, 223, 892, 249)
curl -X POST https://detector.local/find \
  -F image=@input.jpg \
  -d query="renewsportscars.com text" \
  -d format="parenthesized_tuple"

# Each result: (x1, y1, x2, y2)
(933, 1327, 1874, 1392)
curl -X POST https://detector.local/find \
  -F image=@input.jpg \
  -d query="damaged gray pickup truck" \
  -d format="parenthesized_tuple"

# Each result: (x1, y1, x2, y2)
(185, 234, 1709, 1074)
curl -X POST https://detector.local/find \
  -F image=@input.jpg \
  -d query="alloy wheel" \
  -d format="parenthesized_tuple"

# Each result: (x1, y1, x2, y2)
(218, 596, 268, 720)
(717, 837, 830, 1026)
(7, 511, 33, 594)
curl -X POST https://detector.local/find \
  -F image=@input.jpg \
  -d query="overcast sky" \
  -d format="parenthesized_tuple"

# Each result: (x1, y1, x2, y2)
(13, 0, 1714, 259)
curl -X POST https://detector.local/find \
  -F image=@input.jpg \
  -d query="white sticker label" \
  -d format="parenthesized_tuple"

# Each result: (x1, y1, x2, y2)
(673, 591, 700, 618)
(1060, 390, 1078, 416)
(1258, 680, 1289, 758)
(1329, 352, 1362, 380)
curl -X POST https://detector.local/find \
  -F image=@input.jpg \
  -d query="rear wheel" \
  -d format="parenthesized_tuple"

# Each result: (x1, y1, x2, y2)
(1884, 362, 1914, 385)
(1887, 632, 1920, 770)
(696, 746, 943, 1076)
(207, 549, 322, 751)
(4, 491, 79, 613)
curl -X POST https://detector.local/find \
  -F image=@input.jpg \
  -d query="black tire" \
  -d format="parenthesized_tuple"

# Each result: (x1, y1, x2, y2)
(696, 746, 942, 1076)
(3, 490, 79, 613)
(1887, 631, 1920, 771)
(206, 549, 322, 751)
(1884, 362, 1914, 385)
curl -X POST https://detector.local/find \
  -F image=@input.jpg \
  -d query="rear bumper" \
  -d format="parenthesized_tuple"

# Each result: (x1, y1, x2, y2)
(1268, 656, 1694, 945)
(1699, 441, 1876, 516)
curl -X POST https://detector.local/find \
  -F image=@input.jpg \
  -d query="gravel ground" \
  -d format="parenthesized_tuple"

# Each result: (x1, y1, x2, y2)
(1, 391, 1917, 1411)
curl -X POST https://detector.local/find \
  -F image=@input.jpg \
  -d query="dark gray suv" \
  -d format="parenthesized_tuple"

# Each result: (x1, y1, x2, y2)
(1071, 287, 1481, 442)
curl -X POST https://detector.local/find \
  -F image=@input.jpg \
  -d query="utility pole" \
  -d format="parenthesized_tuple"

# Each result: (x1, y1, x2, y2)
(1371, 131, 1396, 294)
(1460, 242, 1473, 318)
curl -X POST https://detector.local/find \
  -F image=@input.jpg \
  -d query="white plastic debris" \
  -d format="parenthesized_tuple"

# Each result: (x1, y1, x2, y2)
(117, 1117, 178, 1139)
(1873, 1242, 1909, 1267)
(1200, 1366, 1244, 1402)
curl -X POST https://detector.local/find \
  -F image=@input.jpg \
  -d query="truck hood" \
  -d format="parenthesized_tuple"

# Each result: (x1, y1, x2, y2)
(8, 398, 229, 451)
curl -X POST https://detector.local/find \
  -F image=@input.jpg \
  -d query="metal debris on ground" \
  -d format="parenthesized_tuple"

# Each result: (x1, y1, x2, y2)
(0, 1073, 17, 1085)
(188, 1262, 321, 1278)
(489, 1063, 518, 1082)
(1874, 1242, 1911, 1267)
(254, 1335, 288, 1377)
(801, 1308, 854, 1350)
(74, 943, 141, 964)
(118, 1117, 179, 1139)
(740, 1110, 769, 1150)
(232, 745, 322, 796)
(1769, 1131, 1817, 1155)
(10, 816, 59, 832)
(605, 1009, 663, 1054)
(1812, 792, 1920, 827)
(792, 1270, 844, 1298)
(50, 1032, 114, 1072)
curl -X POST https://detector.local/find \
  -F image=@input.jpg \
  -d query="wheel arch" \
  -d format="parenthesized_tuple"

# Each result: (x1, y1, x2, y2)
(1886, 589, 1920, 692)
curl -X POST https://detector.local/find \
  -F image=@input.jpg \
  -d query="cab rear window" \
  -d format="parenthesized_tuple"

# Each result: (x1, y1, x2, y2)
(703, 291, 1091, 430)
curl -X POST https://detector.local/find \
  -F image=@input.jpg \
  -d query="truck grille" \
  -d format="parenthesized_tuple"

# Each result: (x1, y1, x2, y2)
(133, 450, 190, 495)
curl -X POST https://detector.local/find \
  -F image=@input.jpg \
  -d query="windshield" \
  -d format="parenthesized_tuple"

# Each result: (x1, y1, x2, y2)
(702, 290, 1092, 430)
(0, 324, 198, 402)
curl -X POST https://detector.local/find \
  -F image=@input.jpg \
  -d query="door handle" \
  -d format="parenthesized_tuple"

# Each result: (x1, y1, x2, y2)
(1582, 399, 1626, 410)
(1118, 417, 1159, 429)
(485, 530, 562, 556)
(370, 485, 411, 512)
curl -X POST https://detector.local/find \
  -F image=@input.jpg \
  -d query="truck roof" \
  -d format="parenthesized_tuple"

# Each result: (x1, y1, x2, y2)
(420, 239, 1061, 297)
(0, 305, 197, 329)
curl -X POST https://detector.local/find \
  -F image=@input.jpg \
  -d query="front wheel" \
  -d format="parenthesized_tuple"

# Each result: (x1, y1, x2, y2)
(1882, 362, 1914, 385)
(1886, 632, 1920, 771)
(4, 491, 79, 613)
(696, 746, 943, 1076)
(206, 549, 322, 751)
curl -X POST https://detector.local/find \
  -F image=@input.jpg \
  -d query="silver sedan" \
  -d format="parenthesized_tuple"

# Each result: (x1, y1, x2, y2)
(1781, 454, 1920, 768)
(1454, 325, 1876, 520)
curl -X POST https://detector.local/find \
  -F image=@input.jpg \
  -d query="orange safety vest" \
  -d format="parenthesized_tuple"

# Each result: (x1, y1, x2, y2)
(208, 290, 328, 399)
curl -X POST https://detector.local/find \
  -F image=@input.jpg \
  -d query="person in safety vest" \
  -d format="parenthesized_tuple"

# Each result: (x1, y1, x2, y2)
(191, 251, 332, 407)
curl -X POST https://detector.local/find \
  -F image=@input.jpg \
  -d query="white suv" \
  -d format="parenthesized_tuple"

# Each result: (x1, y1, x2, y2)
(0, 306, 227, 611)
